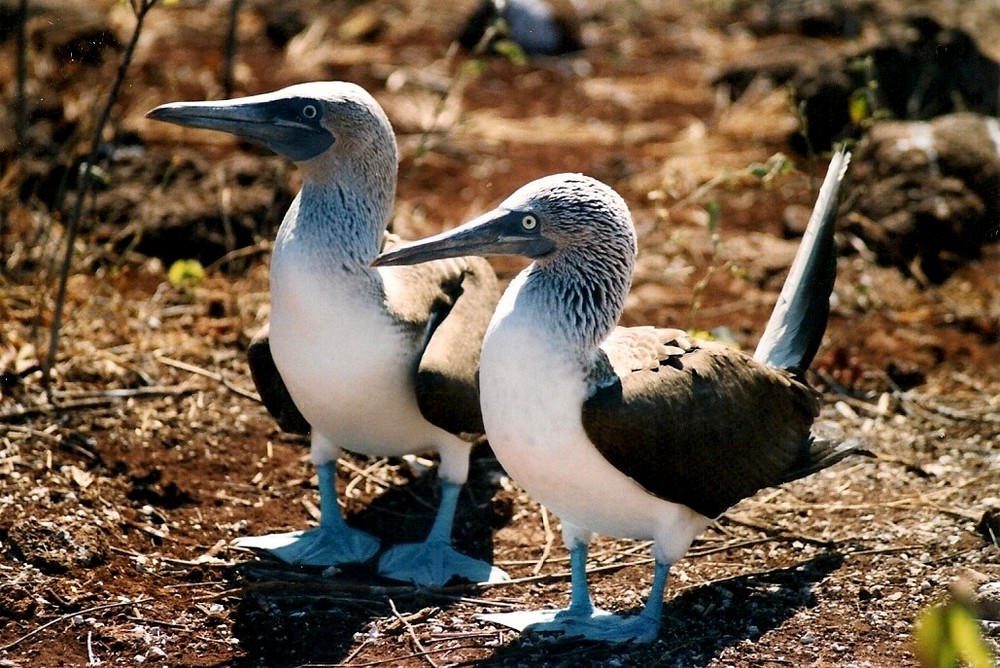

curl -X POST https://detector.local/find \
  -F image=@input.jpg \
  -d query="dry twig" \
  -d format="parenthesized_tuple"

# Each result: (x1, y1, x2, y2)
(1, 597, 154, 652)
(531, 506, 554, 576)
(155, 354, 260, 401)
(389, 599, 439, 668)
(42, 0, 162, 394)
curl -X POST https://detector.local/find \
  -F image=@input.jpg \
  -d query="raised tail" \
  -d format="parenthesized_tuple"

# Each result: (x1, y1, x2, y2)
(754, 149, 851, 373)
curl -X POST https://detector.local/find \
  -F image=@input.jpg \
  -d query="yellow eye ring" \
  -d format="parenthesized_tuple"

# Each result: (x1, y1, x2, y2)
(521, 214, 538, 230)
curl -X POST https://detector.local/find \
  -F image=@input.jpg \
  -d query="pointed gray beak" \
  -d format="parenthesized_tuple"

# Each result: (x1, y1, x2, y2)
(372, 209, 556, 267)
(146, 93, 332, 162)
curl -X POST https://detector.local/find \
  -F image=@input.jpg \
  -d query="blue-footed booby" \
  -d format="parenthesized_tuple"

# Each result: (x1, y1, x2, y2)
(147, 82, 508, 586)
(372, 150, 856, 642)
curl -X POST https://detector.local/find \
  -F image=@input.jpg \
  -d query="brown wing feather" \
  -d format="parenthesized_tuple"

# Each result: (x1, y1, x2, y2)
(582, 328, 831, 518)
(380, 233, 501, 436)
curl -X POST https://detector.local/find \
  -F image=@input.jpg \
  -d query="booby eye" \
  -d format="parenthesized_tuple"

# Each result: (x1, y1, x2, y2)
(302, 104, 318, 119)
(521, 214, 538, 231)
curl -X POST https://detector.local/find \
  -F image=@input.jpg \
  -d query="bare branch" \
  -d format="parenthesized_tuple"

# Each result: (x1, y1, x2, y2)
(41, 0, 162, 395)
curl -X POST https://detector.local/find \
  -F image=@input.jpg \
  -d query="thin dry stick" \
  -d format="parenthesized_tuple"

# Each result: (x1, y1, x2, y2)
(325, 643, 491, 668)
(0, 396, 118, 422)
(687, 536, 774, 558)
(155, 354, 260, 401)
(42, 0, 161, 394)
(53, 385, 194, 400)
(721, 514, 839, 547)
(87, 630, 98, 666)
(341, 457, 395, 495)
(14, 0, 28, 151)
(1, 597, 154, 651)
(203, 238, 271, 273)
(0, 385, 196, 422)
(389, 599, 439, 668)
(222, 0, 243, 98)
(124, 615, 193, 631)
(531, 506, 554, 576)
(671, 560, 813, 597)
(109, 545, 235, 568)
(339, 638, 374, 666)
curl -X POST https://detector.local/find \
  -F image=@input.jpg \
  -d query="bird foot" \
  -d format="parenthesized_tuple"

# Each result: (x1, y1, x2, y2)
(378, 540, 509, 586)
(232, 525, 380, 567)
(478, 606, 660, 644)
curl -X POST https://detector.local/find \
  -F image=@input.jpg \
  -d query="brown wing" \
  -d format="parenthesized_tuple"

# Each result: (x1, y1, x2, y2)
(380, 233, 501, 436)
(247, 325, 310, 435)
(582, 328, 836, 519)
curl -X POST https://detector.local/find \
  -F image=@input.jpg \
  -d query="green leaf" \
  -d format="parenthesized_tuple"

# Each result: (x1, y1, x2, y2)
(948, 604, 995, 668)
(461, 59, 487, 76)
(915, 601, 996, 668)
(167, 259, 205, 288)
(849, 90, 872, 126)
(706, 199, 721, 234)
(747, 153, 793, 181)
(492, 39, 528, 66)
(705, 199, 722, 253)
(916, 604, 957, 668)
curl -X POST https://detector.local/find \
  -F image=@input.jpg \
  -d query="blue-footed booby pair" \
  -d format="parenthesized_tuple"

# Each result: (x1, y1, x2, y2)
(373, 150, 856, 642)
(147, 82, 508, 586)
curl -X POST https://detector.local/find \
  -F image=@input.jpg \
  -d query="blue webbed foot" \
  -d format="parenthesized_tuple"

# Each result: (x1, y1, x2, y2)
(233, 460, 379, 566)
(478, 606, 660, 644)
(478, 547, 670, 644)
(233, 524, 379, 567)
(378, 540, 509, 586)
(378, 480, 508, 585)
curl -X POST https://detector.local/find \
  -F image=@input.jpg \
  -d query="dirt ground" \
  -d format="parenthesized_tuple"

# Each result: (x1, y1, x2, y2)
(1, 0, 999, 666)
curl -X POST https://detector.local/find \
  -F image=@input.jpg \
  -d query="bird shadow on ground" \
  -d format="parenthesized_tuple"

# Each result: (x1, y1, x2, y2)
(475, 551, 846, 668)
(226, 444, 509, 667)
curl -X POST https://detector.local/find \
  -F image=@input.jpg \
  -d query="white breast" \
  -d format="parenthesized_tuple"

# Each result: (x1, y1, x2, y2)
(479, 283, 710, 564)
(268, 246, 449, 458)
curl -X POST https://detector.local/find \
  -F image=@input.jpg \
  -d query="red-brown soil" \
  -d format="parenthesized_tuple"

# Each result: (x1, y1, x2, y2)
(1, 1, 998, 666)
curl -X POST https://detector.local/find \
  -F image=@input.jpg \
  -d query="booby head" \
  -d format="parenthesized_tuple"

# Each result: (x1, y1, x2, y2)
(375, 173, 638, 351)
(373, 173, 637, 270)
(147, 82, 398, 185)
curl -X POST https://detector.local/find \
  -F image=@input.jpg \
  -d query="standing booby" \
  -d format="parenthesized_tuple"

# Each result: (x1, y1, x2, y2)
(372, 151, 856, 642)
(147, 82, 508, 586)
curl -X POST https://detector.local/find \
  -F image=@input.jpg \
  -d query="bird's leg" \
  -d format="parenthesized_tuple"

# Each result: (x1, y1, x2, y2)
(476, 532, 604, 632)
(525, 555, 669, 643)
(377, 480, 509, 586)
(564, 540, 596, 615)
(636, 560, 670, 629)
(479, 542, 670, 644)
(424, 478, 461, 543)
(232, 460, 379, 567)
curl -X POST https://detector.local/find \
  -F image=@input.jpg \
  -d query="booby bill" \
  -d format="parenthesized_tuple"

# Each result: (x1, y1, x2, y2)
(147, 82, 508, 587)
(372, 150, 858, 642)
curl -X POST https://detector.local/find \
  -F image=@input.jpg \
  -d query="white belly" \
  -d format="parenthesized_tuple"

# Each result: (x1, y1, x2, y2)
(269, 260, 446, 457)
(480, 304, 709, 564)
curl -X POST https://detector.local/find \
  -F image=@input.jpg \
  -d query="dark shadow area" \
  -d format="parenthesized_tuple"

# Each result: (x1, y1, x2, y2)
(476, 551, 846, 668)
(714, 14, 1000, 154)
(15, 145, 293, 270)
(225, 442, 510, 668)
